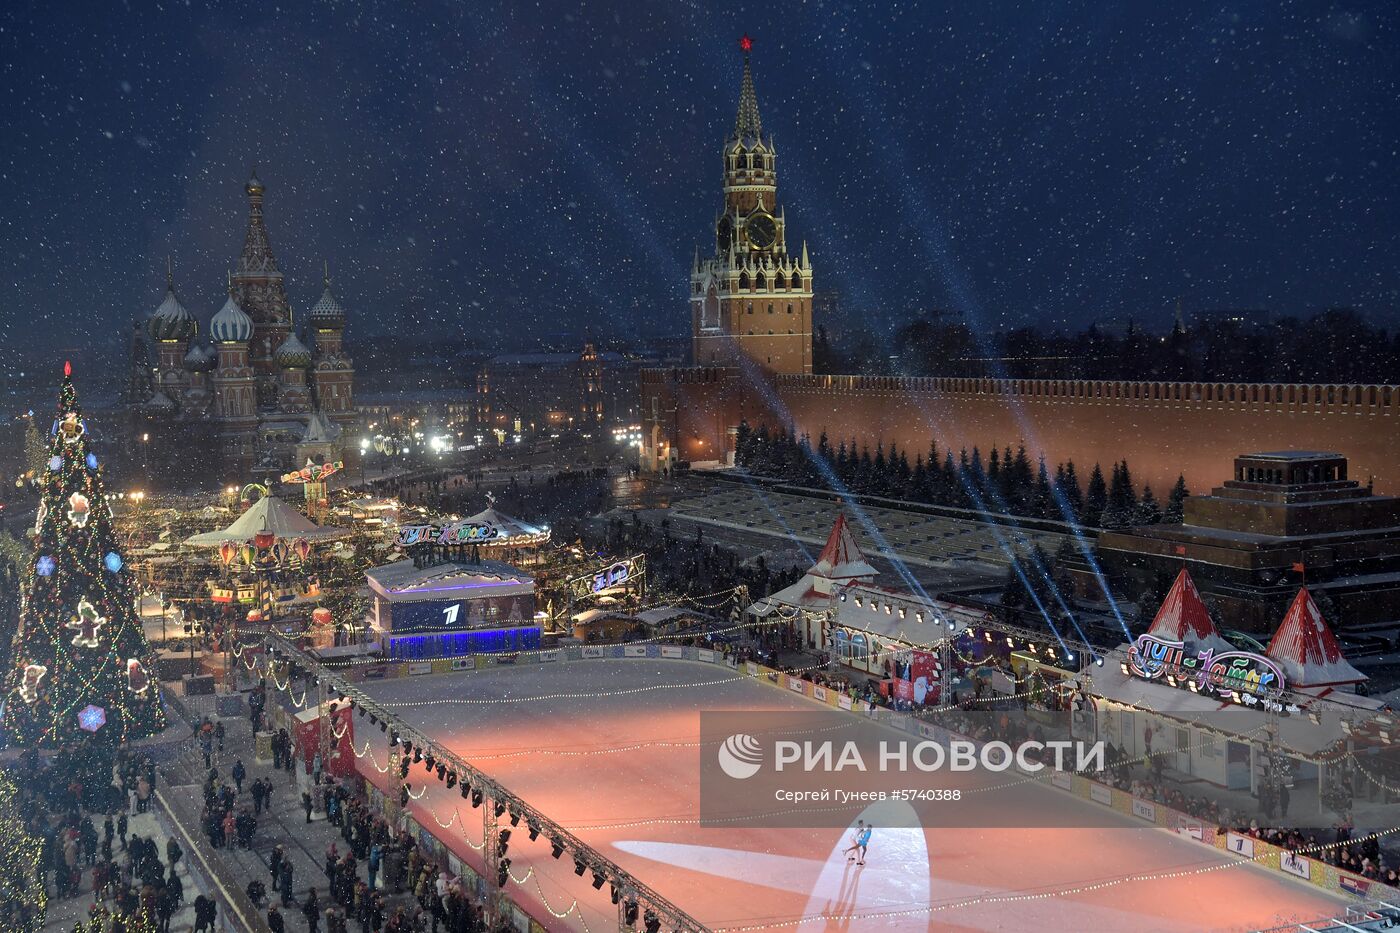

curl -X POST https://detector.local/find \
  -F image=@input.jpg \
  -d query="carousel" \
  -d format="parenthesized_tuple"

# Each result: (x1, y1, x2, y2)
(392, 494, 551, 566)
(184, 491, 348, 617)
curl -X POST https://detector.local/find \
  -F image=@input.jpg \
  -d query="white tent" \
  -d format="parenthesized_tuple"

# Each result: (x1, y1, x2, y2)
(185, 495, 345, 546)
(462, 505, 550, 545)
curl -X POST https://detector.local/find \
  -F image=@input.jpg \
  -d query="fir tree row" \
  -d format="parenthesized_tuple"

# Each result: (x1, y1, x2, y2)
(734, 421, 1190, 529)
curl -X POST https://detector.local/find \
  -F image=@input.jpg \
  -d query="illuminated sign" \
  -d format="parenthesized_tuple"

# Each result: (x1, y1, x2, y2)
(1127, 634, 1287, 701)
(394, 520, 501, 548)
(282, 461, 343, 484)
(567, 555, 646, 599)
(592, 561, 631, 593)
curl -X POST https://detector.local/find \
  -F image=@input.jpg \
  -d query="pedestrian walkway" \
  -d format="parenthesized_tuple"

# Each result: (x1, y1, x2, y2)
(160, 690, 442, 931)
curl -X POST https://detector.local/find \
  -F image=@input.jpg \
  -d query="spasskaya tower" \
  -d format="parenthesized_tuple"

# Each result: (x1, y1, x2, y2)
(691, 36, 813, 374)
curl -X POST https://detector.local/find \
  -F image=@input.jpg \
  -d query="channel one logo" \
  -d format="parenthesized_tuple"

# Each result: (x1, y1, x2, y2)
(699, 709, 1128, 829)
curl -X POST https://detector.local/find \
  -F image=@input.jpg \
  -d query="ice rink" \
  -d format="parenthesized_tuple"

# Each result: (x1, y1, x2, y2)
(356, 660, 1346, 932)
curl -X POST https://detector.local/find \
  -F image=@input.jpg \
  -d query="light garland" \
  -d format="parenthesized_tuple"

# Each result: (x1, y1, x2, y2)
(709, 822, 1400, 931)
(377, 662, 832, 708)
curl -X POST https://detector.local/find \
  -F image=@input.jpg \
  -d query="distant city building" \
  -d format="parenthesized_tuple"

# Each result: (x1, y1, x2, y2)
(1096, 451, 1400, 634)
(475, 342, 633, 433)
(122, 172, 356, 484)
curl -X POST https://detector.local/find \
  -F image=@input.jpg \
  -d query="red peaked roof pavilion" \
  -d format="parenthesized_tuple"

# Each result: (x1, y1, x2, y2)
(808, 514, 878, 581)
(1146, 567, 1232, 653)
(1266, 588, 1365, 688)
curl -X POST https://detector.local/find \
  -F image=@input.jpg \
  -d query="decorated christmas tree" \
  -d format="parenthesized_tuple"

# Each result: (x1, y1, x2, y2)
(3, 363, 166, 747)
(0, 768, 45, 932)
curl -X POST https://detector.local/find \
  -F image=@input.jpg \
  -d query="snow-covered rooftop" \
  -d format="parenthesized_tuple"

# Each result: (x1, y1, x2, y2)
(1267, 588, 1366, 688)
(1145, 567, 1232, 654)
(366, 558, 533, 601)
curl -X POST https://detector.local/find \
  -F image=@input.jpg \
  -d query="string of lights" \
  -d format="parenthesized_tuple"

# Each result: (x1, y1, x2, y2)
(0, 769, 46, 931)
(264, 633, 708, 933)
(375, 662, 832, 708)
(709, 822, 1400, 932)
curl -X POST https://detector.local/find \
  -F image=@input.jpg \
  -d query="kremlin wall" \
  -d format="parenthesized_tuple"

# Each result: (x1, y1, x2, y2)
(640, 367, 1400, 497)
(641, 46, 1400, 501)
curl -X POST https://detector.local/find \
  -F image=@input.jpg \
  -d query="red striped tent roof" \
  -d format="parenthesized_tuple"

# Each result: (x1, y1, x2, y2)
(1266, 589, 1365, 688)
(809, 514, 878, 581)
(1146, 567, 1232, 653)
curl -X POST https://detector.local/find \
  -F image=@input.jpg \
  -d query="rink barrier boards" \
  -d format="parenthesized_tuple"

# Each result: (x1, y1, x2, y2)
(335, 645, 1380, 915)
(357, 776, 550, 933)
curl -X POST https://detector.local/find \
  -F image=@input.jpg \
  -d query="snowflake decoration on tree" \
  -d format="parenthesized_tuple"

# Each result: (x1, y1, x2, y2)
(65, 598, 105, 648)
(66, 491, 90, 528)
(77, 705, 106, 733)
(17, 664, 46, 704)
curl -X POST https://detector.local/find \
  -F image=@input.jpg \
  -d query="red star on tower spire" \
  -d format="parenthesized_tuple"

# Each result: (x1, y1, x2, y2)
(739, 34, 753, 54)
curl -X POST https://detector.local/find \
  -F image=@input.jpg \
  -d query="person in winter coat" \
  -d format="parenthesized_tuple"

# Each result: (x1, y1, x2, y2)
(279, 858, 295, 907)
(166, 836, 182, 870)
(303, 888, 322, 933)
(193, 894, 217, 933)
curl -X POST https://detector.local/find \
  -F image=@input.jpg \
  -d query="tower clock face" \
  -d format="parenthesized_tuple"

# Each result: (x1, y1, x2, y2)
(717, 215, 733, 253)
(746, 213, 777, 250)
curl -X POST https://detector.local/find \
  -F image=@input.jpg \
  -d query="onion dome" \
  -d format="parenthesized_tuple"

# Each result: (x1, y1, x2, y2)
(183, 343, 215, 373)
(148, 284, 196, 342)
(246, 167, 265, 196)
(309, 270, 347, 329)
(275, 331, 313, 369)
(210, 293, 254, 343)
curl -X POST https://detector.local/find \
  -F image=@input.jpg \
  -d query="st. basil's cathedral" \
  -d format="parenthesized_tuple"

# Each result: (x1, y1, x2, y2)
(122, 171, 356, 485)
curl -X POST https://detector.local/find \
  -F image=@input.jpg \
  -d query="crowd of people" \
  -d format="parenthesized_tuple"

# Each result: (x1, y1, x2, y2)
(0, 687, 541, 933)
(262, 774, 490, 933)
(3, 744, 188, 933)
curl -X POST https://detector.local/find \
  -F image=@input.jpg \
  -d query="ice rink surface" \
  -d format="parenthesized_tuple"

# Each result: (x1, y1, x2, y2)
(356, 660, 1346, 932)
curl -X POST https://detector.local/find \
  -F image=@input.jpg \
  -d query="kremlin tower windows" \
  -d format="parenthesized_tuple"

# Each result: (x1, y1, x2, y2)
(691, 36, 813, 374)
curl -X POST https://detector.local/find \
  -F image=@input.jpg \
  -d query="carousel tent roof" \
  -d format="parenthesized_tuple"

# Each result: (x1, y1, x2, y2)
(1145, 567, 1233, 654)
(185, 494, 344, 546)
(301, 412, 340, 444)
(462, 505, 549, 543)
(1266, 588, 1366, 688)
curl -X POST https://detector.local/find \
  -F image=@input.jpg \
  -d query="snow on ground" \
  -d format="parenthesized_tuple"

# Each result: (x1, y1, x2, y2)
(357, 660, 1347, 932)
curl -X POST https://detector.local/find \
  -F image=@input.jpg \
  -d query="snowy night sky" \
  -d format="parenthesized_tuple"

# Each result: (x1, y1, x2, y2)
(1, 0, 1398, 357)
